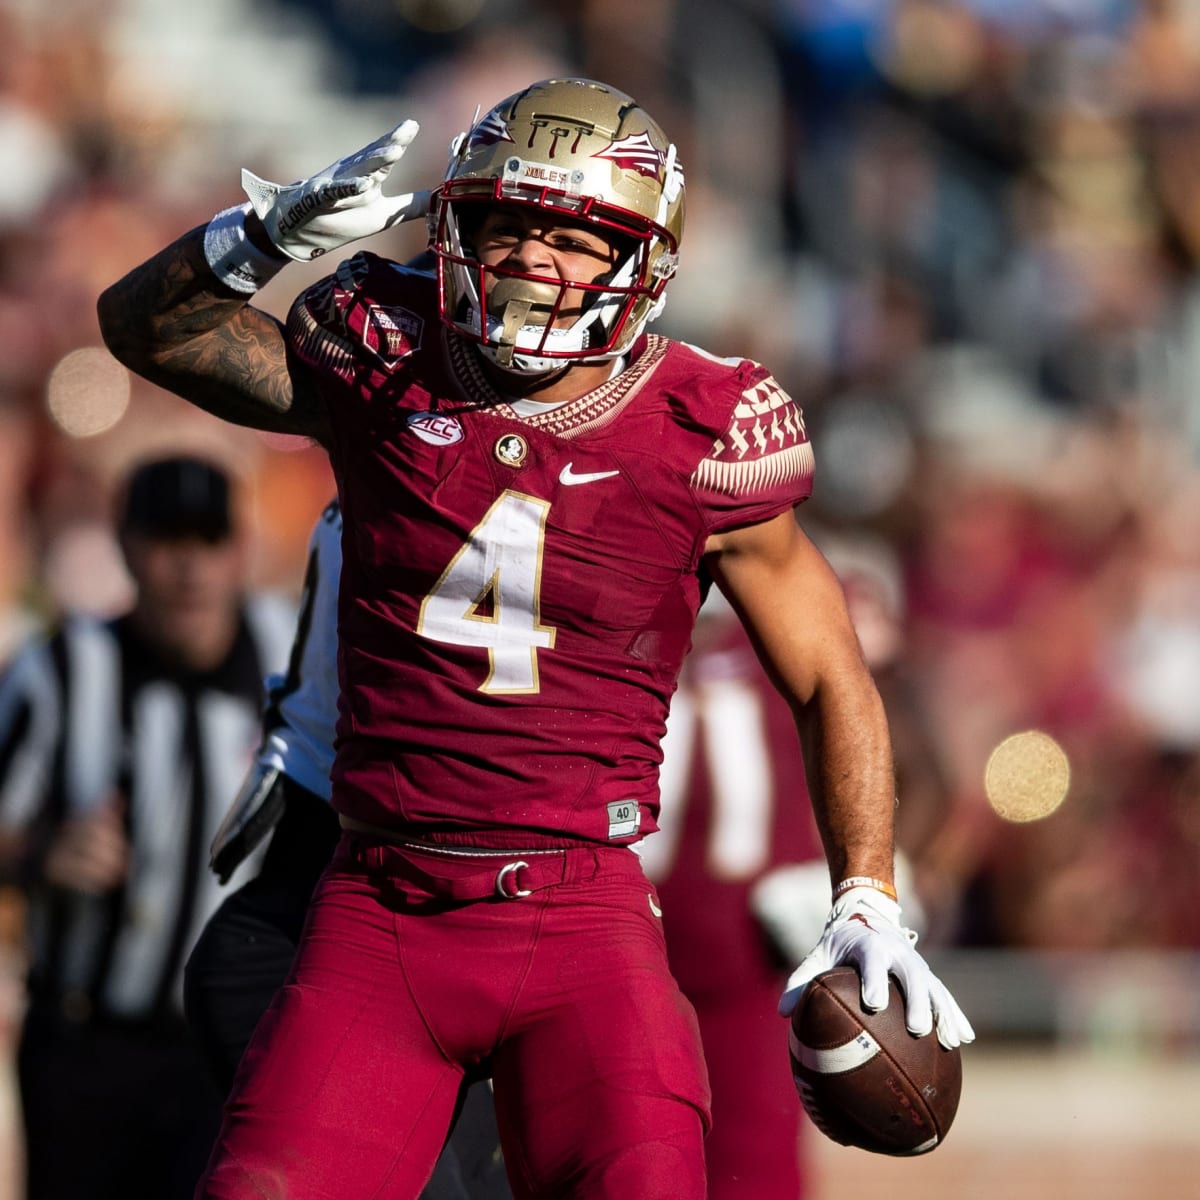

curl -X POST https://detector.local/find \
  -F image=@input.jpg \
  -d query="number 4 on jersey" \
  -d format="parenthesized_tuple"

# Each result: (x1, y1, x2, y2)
(417, 491, 557, 694)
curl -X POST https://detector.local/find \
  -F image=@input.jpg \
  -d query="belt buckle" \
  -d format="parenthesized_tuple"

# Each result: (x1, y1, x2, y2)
(495, 860, 532, 899)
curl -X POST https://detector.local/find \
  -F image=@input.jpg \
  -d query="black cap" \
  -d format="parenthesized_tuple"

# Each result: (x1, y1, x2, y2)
(118, 455, 234, 542)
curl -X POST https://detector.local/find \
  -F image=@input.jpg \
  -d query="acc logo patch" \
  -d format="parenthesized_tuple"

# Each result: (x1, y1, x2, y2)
(406, 411, 464, 446)
(362, 304, 424, 362)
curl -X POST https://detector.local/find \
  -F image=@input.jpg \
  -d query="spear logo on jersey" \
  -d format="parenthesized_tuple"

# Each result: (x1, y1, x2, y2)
(593, 132, 664, 179)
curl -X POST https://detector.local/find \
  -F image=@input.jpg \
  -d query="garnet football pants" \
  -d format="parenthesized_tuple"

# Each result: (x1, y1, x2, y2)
(195, 835, 711, 1200)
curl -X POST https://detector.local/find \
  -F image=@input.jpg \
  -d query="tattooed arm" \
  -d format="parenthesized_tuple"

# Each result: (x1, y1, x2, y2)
(97, 219, 330, 444)
(99, 121, 432, 444)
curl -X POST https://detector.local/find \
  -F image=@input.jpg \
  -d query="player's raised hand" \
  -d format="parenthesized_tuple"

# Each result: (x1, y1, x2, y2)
(777, 885, 975, 1051)
(241, 121, 431, 262)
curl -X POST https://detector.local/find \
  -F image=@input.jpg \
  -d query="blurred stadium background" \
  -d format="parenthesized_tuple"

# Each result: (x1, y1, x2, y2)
(1, 0, 1199, 1196)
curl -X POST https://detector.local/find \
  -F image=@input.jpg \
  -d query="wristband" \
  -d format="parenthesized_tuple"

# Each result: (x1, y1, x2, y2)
(832, 875, 898, 903)
(203, 203, 287, 294)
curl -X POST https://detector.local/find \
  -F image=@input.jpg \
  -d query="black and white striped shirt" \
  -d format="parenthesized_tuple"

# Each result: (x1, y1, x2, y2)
(0, 598, 294, 1025)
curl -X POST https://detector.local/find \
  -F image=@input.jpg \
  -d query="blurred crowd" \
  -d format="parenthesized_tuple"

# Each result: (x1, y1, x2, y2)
(2, 0, 1200, 972)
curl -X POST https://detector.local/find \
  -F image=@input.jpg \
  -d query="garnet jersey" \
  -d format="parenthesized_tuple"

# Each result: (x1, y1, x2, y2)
(286, 255, 813, 845)
(642, 602, 826, 999)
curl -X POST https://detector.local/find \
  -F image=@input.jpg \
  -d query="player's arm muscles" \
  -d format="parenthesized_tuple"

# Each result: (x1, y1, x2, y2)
(703, 512, 896, 887)
(97, 219, 330, 444)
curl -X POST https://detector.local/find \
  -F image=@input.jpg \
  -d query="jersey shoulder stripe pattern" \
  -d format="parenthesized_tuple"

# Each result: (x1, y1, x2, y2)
(691, 372, 814, 500)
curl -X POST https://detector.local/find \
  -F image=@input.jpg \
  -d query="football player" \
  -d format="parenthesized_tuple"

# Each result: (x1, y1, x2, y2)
(645, 588, 824, 1197)
(98, 78, 972, 1199)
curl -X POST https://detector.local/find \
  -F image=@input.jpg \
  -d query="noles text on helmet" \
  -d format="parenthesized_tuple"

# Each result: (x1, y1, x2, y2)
(433, 78, 686, 374)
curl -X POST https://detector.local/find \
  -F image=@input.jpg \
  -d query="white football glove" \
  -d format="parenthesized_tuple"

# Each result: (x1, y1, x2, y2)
(241, 121, 431, 262)
(778, 885, 975, 1051)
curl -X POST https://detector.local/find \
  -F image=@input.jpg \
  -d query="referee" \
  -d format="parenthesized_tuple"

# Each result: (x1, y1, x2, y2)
(0, 455, 294, 1200)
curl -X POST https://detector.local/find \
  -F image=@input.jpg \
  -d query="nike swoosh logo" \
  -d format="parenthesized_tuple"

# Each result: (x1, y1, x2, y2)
(648, 893, 663, 918)
(559, 462, 619, 486)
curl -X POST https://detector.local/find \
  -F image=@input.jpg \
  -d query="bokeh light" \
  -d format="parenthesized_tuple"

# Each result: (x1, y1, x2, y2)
(984, 730, 1071, 823)
(46, 348, 131, 439)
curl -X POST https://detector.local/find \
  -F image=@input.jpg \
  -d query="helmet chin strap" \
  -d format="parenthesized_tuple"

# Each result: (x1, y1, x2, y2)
(488, 277, 560, 368)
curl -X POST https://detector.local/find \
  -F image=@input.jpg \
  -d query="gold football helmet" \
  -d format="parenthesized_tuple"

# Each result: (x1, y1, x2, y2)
(432, 78, 686, 373)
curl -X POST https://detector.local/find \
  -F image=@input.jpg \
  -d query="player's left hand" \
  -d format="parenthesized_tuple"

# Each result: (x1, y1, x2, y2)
(241, 121, 431, 262)
(777, 885, 975, 1050)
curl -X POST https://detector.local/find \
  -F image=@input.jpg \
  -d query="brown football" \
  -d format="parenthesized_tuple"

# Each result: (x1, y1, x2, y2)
(788, 966, 962, 1155)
